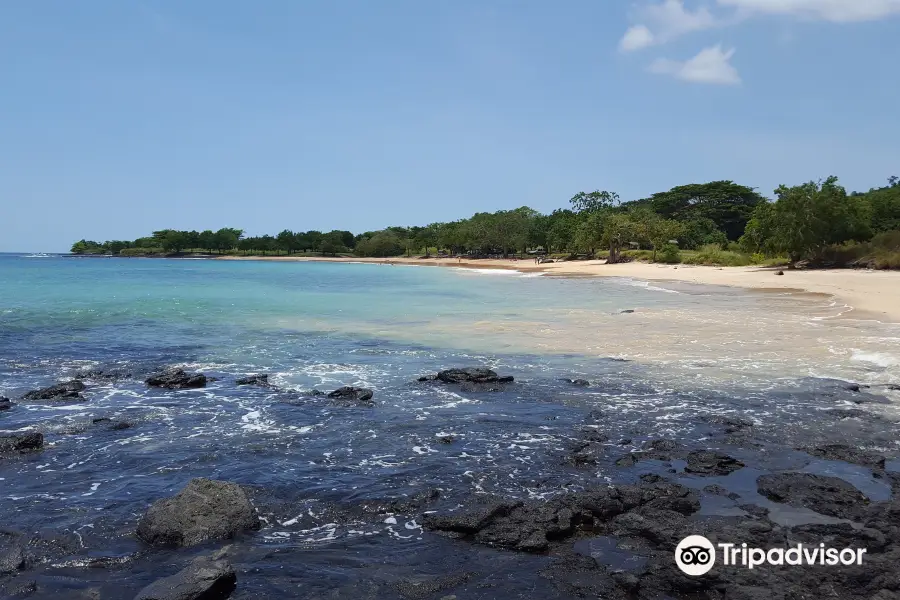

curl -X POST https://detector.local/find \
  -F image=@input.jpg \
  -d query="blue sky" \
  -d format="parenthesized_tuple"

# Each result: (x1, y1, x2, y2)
(2, 0, 899, 252)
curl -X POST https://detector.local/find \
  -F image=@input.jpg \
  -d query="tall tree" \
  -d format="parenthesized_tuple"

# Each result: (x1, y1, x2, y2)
(570, 190, 619, 214)
(646, 181, 764, 241)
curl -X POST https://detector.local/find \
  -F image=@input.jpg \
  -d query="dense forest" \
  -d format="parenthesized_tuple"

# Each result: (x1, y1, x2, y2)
(71, 176, 900, 269)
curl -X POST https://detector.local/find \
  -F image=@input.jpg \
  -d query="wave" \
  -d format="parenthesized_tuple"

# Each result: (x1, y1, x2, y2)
(618, 278, 680, 294)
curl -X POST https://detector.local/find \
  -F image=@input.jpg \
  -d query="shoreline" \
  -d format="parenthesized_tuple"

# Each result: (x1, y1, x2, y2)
(217, 254, 900, 323)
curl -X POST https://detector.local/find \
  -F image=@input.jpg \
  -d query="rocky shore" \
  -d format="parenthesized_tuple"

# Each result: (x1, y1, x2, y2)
(1, 365, 899, 599)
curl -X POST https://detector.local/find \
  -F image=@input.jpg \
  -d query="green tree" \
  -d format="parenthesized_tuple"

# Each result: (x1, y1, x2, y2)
(214, 228, 243, 253)
(600, 212, 639, 264)
(631, 210, 686, 261)
(547, 209, 577, 254)
(198, 230, 216, 253)
(769, 177, 871, 263)
(570, 190, 619, 214)
(70, 239, 104, 254)
(319, 231, 347, 256)
(276, 229, 297, 254)
(646, 181, 764, 241)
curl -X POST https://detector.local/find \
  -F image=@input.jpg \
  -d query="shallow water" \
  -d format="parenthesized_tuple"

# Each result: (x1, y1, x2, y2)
(1, 254, 898, 598)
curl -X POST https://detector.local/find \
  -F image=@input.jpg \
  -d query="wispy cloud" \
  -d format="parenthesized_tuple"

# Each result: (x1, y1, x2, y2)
(619, 0, 719, 51)
(620, 0, 900, 52)
(718, 0, 900, 23)
(649, 44, 741, 85)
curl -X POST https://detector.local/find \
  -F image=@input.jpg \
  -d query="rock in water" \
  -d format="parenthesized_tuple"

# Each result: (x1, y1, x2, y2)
(134, 555, 236, 600)
(0, 396, 12, 411)
(0, 532, 26, 575)
(145, 368, 207, 389)
(684, 450, 745, 476)
(136, 478, 260, 547)
(757, 472, 869, 519)
(235, 374, 268, 386)
(437, 368, 499, 383)
(0, 433, 43, 456)
(327, 386, 375, 407)
(21, 380, 85, 401)
(803, 443, 886, 470)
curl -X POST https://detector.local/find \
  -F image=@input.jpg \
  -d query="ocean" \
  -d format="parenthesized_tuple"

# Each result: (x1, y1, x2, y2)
(1, 253, 899, 598)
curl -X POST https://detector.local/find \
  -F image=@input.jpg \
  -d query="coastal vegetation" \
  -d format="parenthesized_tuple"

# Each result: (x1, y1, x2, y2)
(71, 176, 900, 269)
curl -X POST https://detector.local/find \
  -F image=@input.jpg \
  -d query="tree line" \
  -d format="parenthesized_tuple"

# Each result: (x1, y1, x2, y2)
(71, 176, 900, 268)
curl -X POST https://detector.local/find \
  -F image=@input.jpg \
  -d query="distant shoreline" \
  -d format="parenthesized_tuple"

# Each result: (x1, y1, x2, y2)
(216, 254, 900, 323)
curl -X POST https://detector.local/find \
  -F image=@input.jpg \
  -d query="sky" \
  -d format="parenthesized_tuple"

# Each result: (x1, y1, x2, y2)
(2, 0, 899, 252)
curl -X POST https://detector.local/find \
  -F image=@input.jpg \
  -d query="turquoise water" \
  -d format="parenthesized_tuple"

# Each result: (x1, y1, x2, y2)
(1, 254, 898, 597)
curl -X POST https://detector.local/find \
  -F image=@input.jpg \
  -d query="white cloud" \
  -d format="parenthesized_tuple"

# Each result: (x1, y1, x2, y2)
(649, 44, 742, 85)
(620, 25, 656, 51)
(717, 0, 900, 22)
(619, 0, 718, 51)
(621, 0, 900, 52)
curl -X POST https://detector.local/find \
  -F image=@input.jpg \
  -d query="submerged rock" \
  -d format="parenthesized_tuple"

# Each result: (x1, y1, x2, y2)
(235, 374, 269, 386)
(75, 367, 133, 381)
(21, 380, 85, 402)
(0, 533, 26, 575)
(136, 478, 260, 547)
(393, 571, 474, 600)
(0, 432, 43, 456)
(702, 414, 755, 433)
(327, 386, 375, 407)
(757, 472, 869, 519)
(802, 443, 886, 470)
(703, 484, 740, 500)
(145, 368, 207, 389)
(684, 450, 745, 476)
(568, 379, 591, 387)
(459, 381, 507, 393)
(134, 555, 236, 600)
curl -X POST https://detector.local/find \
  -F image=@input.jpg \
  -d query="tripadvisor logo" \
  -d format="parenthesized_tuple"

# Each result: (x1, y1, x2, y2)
(675, 535, 716, 576)
(675, 535, 868, 576)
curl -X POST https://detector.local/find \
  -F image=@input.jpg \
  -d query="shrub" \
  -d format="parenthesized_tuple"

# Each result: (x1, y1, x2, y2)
(656, 244, 681, 264)
(119, 247, 164, 256)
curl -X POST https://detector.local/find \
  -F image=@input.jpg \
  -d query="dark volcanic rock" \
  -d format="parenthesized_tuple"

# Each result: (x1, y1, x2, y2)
(423, 482, 700, 553)
(803, 443, 886, 470)
(21, 380, 85, 402)
(702, 414, 755, 433)
(75, 367, 133, 381)
(684, 450, 745, 476)
(91, 417, 133, 431)
(459, 381, 506, 393)
(823, 408, 869, 420)
(0, 396, 12, 411)
(145, 368, 207, 389)
(136, 478, 260, 547)
(134, 555, 236, 600)
(615, 440, 681, 467)
(0, 532, 26, 575)
(703, 484, 740, 500)
(0, 432, 43, 456)
(235, 374, 269, 386)
(757, 472, 869, 519)
(427, 367, 514, 384)
(327, 386, 375, 407)
(393, 571, 474, 600)
(423, 497, 522, 534)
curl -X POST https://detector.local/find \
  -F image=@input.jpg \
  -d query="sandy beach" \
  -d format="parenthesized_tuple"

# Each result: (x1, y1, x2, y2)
(218, 255, 900, 323)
